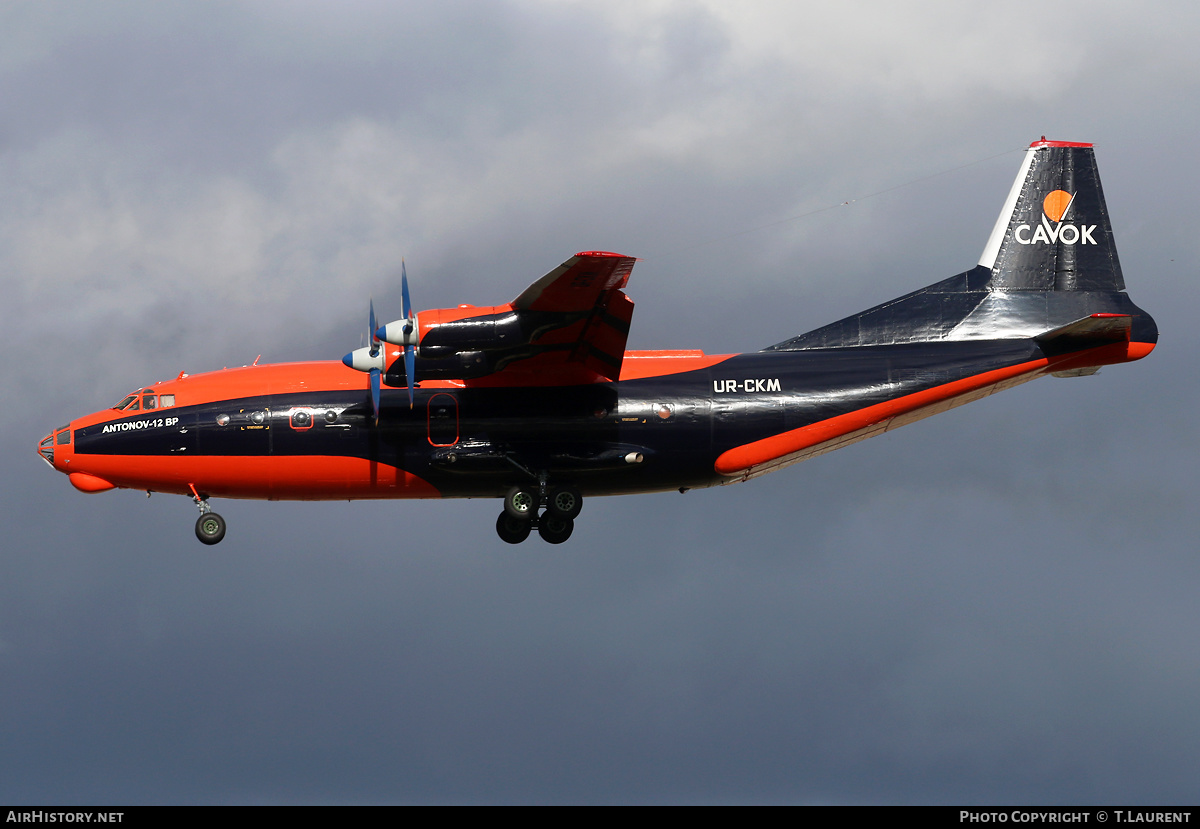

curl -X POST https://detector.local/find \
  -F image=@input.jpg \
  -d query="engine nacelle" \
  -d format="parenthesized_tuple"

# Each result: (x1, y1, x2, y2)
(377, 313, 420, 347)
(371, 304, 584, 380)
(341, 345, 389, 373)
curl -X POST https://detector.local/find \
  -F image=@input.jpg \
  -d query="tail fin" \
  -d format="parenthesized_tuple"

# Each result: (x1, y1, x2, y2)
(768, 138, 1156, 352)
(979, 139, 1124, 292)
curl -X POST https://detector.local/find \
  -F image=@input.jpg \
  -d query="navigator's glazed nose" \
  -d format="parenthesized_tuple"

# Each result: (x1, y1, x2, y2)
(37, 432, 54, 467)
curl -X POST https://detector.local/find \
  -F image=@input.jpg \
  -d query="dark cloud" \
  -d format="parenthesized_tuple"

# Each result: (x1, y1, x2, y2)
(3, 0, 1198, 804)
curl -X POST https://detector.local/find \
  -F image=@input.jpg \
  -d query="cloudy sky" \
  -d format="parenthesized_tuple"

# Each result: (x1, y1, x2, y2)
(3, 0, 1198, 804)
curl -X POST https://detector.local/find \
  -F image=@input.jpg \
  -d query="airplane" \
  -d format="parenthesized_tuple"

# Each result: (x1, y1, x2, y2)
(38, 139, 1157, 545)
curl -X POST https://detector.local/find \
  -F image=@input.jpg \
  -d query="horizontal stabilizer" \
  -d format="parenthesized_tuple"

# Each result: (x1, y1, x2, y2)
(1035, 313, 1131, 355)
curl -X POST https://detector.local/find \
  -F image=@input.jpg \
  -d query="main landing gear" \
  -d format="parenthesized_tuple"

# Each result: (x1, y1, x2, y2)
(496, 484, 582, 544)
(190, 485, 226, 545)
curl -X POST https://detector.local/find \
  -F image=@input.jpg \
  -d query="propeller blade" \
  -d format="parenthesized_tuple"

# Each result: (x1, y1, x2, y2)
(368, 299, 380, 358)
(376, 261, 418, 346)
(401, 260, 412, 325)
(369, 367, 381, 424)
(401, 260, 415, 408)
(404, 345, 415, 409)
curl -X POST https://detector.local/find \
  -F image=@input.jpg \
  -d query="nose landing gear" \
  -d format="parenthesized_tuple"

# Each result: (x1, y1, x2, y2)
(189, 484, 227, 545)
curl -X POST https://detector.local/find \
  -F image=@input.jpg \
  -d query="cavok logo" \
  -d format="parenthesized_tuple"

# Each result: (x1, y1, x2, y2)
(1014, 189, 1098, 246)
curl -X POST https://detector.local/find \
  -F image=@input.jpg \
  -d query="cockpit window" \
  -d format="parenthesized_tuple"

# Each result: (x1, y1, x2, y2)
(116, 389, 174, 410)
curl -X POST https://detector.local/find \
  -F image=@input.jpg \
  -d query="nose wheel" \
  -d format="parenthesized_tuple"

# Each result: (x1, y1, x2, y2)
(195, 512, 227, 545)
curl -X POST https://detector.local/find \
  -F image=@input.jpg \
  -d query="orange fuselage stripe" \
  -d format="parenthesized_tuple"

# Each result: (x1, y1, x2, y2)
(63, 454, 440, 500)
(714, 340, 1156, 476)
(618, 350, 734, 380)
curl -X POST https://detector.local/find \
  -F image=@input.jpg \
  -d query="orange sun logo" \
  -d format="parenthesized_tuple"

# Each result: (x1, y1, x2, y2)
(1043, 190, 1073, 222)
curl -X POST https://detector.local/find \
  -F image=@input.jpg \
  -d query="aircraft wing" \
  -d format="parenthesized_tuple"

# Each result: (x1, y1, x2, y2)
(513, 250, 635, 312)
(373, 251, 637, 388)
(482, 251, 637, 385)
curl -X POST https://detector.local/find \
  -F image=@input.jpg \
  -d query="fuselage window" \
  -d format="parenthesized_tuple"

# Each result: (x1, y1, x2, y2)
(159, 394, 175, 408)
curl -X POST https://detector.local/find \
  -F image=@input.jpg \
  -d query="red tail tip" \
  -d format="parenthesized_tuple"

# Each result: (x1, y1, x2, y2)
(1029, 137, 1094, 148)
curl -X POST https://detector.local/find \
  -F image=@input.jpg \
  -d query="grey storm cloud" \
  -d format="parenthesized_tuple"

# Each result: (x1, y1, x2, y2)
(2, 0, 1198, 804)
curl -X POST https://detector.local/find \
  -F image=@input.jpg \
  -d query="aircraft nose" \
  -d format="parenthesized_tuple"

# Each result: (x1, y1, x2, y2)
(38, 432, 55, 467)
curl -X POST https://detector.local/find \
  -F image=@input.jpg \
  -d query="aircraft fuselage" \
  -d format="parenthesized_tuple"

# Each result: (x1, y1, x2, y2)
(49, 324, 1153, 502)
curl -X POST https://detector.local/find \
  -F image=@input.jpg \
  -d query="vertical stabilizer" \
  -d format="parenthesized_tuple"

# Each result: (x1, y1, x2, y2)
(979, 139, 1124, 291)
(767, 139, 1154, 353)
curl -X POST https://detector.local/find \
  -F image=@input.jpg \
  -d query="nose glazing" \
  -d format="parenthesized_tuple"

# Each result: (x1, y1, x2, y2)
(38, 433, 54, 466)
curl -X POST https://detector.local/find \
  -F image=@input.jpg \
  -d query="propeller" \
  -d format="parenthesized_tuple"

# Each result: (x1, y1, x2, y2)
(341, 299, 387, 424)
(362, 260, 422, 411)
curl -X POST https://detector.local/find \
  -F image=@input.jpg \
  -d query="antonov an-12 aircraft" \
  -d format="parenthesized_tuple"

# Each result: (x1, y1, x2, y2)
(40, 139, 1156, 545)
